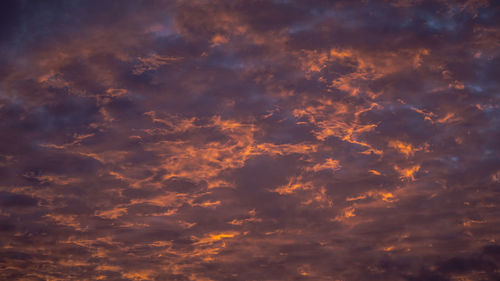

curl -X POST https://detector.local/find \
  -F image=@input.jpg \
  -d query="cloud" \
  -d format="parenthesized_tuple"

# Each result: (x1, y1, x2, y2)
(0, 0, 499, 280)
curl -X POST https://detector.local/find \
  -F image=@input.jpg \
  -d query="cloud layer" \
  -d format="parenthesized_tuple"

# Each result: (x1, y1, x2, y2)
(1, 0, 499, 280)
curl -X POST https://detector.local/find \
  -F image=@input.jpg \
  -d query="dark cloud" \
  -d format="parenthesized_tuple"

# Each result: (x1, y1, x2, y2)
(0, 0, 499, 280)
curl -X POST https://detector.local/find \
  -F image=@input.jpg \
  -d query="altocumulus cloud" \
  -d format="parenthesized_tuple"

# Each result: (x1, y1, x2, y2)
(0, 0, 499, 280)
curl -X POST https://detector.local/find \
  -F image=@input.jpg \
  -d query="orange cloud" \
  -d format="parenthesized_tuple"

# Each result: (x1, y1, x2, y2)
(394, 165, 421, 181)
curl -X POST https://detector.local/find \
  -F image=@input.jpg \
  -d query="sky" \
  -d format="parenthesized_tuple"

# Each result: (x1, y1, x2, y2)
(0, 0, 499, 280)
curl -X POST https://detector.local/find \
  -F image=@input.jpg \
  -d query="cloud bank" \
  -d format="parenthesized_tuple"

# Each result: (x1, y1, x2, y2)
(0, 0, 499, 280)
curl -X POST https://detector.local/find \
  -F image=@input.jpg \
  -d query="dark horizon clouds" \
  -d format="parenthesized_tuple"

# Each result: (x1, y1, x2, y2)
(1, 0, 499, 280)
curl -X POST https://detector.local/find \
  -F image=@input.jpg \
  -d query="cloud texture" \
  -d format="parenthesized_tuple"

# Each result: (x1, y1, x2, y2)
(0, 0, 499, 280)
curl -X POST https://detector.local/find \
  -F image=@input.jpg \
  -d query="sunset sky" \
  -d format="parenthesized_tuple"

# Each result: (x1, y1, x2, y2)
(1, 0, 500, 280)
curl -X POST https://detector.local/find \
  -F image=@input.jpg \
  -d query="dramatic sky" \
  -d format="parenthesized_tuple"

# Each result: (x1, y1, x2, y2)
(1, 0, 499, 280)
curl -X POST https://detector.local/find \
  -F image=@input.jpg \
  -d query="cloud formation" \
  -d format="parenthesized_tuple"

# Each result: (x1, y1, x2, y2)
(0, 0, 499, 280)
